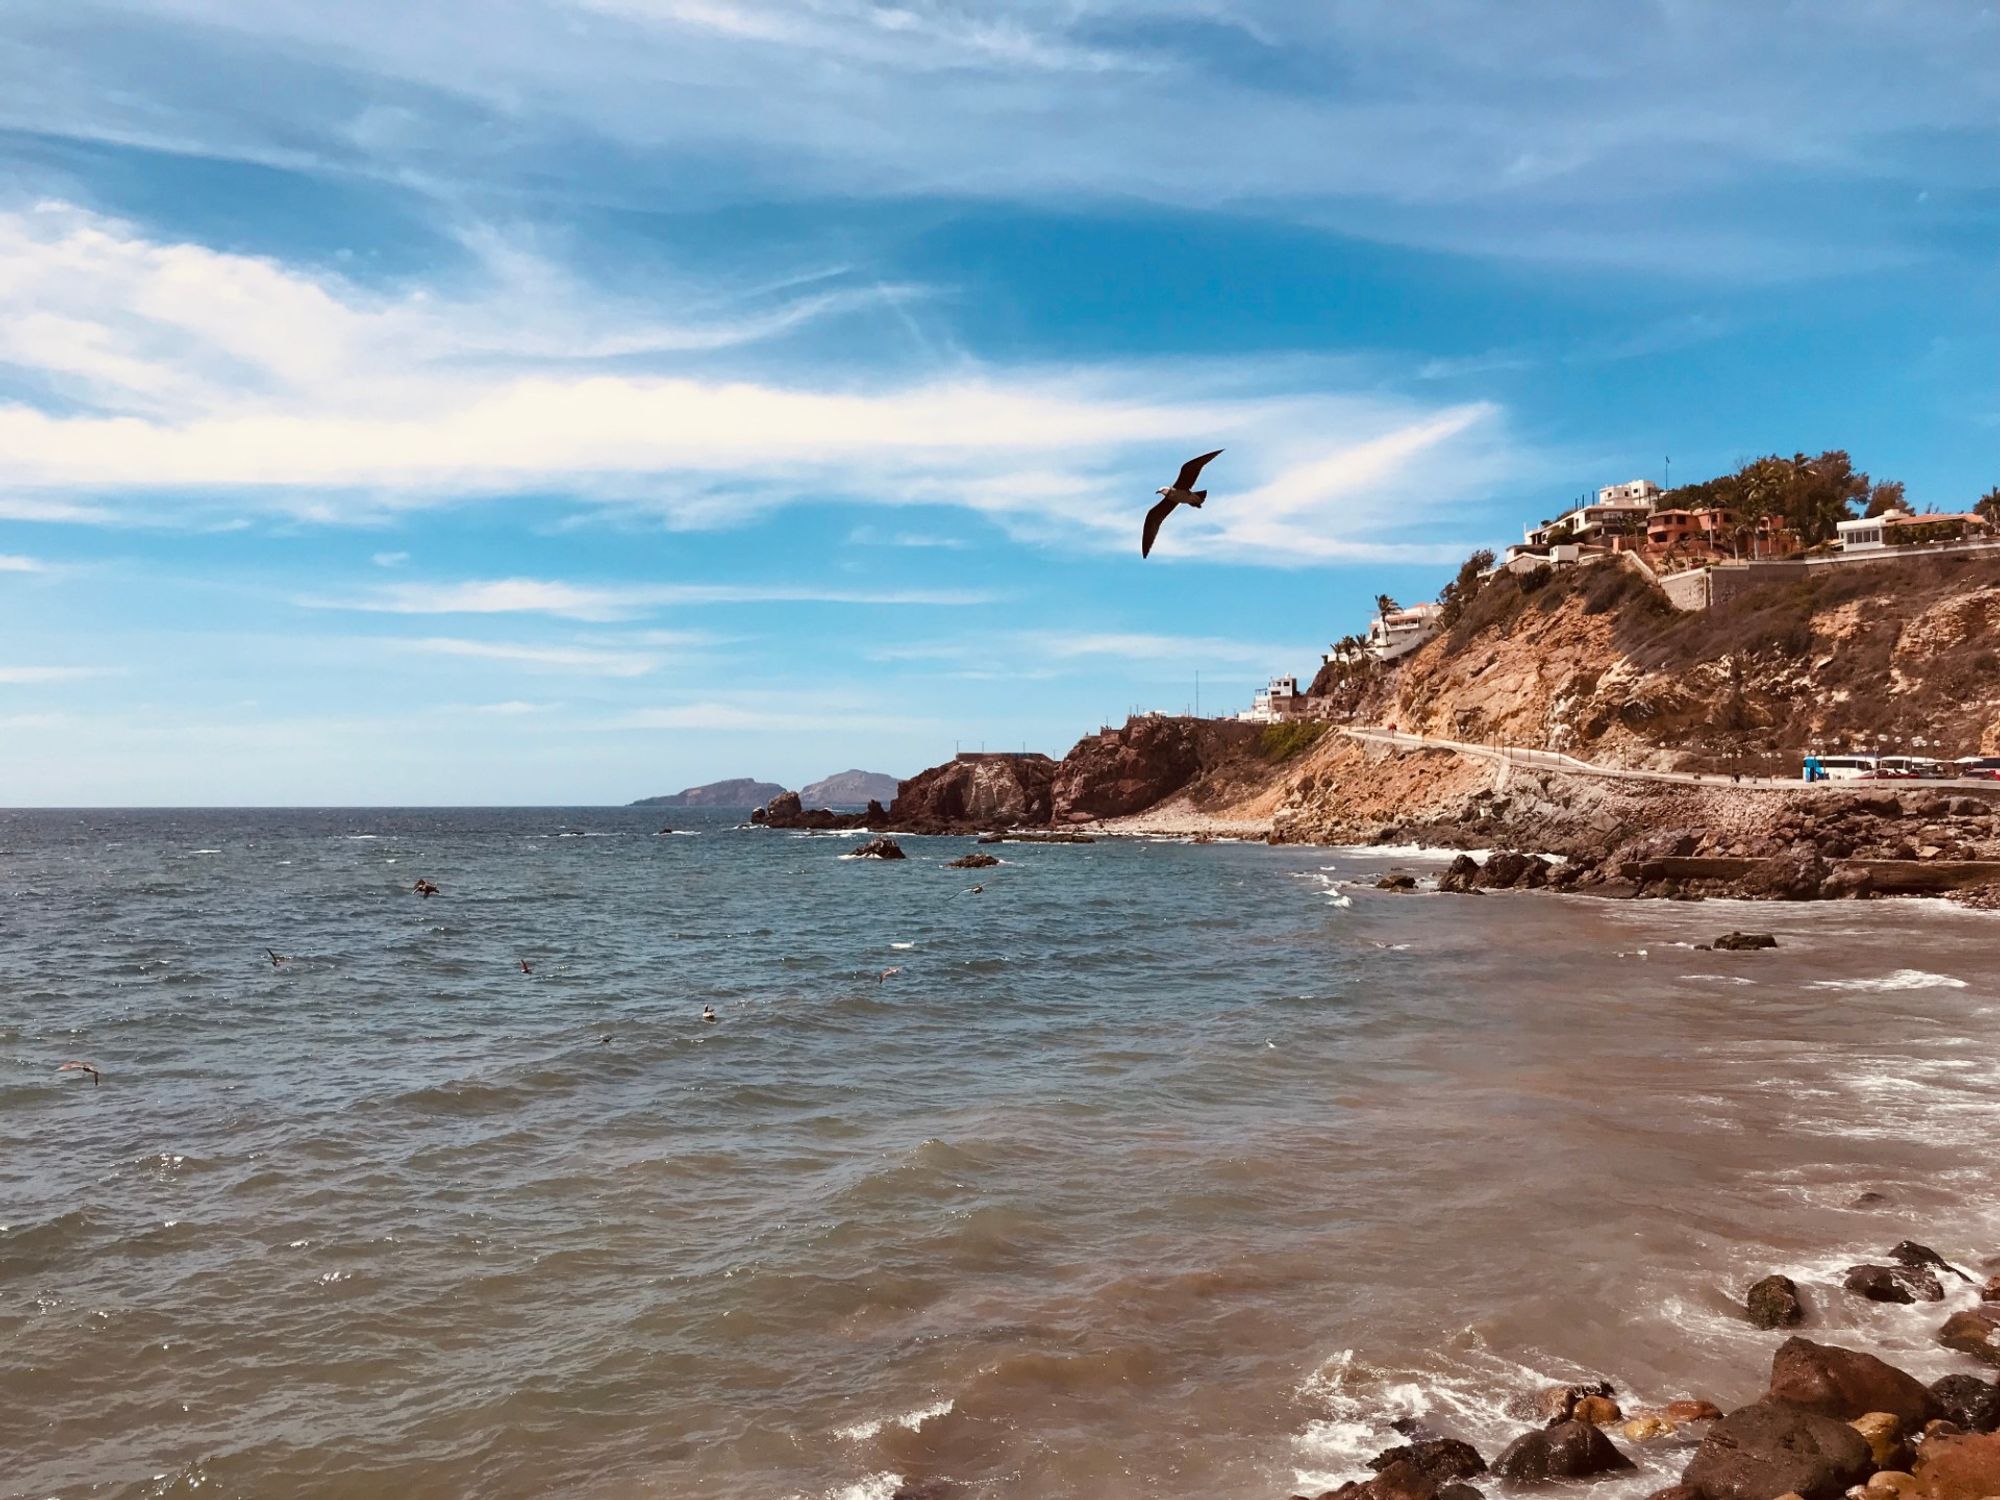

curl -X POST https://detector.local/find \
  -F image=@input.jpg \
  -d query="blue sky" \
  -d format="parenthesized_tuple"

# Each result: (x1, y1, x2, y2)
(2, 1, 1998, 804)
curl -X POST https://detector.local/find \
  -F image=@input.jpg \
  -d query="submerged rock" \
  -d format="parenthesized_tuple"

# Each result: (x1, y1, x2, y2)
(1376, 874, 1419, 890)
(1766, 1337, 1937, 1428)
(1682, 1401, 1873, 1500)
(1844, 1263, 1943, 1304)
(1938, 1310, 2000, 1367)
(849, 836, 907, 860)
(946, 852, 999, 869)
(1929, 1374, 2000, 1434)
(1713, 931, 1779, 951)
(1748, 1275, 1808, 1329)
(1492, 1419, 1634, 1483)
(1667, 1401, 1726, 1425)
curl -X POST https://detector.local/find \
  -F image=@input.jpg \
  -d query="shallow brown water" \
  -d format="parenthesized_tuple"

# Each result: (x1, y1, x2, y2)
(3, 809, 1997, 1499)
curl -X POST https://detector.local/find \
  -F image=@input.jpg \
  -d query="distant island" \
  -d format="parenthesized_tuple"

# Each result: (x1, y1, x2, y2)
(630, 777, 786, 809)
(799, 769, 900, 806)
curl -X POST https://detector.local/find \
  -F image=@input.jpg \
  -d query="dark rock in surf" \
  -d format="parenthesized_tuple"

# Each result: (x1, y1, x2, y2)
(1844, 1263, 1942, 1304)
(1377, 874, 1418, 890)
(1492, 1419, 1634, 1483)
(1938, 1310, 2000, 1367)
(1682, 1401, 1873, 1500)
(1510, 1381, 1615, 1425)
(946, 852, 999, 869)
(1368, 1438, 1487, 1483)
(1851, 1191, 1892, 1209)
(1437, 854, 1481, 895)
(1930, 1374, 2000, 1434)
(1892, 1241, 1970, 1282)
(1713, 931, 1778, 951)
(849, 836, 907, 860)
(1748, 1274, 1808, 1329)
(1766, 1337, 1938, 1428)
(1474, 850, 1551, 890)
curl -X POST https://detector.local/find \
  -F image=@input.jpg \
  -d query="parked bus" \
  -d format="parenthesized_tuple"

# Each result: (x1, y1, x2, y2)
(1877, 755, 1948, 778)
(1803, 753, 1878, 782)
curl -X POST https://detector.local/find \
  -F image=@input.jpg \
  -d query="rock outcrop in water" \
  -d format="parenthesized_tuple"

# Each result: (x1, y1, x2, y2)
(882, 753, 1059, 833)
(752, 790, 887, 830)
(1746, 1274, 1808, 1329)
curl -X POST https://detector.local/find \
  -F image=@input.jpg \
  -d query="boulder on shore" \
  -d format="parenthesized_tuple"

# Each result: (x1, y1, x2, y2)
(1682, 1401, 1873, 1500)
(1474, 850, 1552, 890)
(1929, 1374, 2000, 1434)
(1766, 1337, 1937, 1429)
(1491, 1419, 1634, 1483)
(849, 836, 907, 860)
(1748, 1274, 1808, 1329)
(1844, 1263, 1943, 1304)
(1911, 1429, 2000, 1500)
(1937, 1309, 2000, 1367)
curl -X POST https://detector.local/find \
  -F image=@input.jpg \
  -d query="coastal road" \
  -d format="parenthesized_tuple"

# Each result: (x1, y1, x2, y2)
(1339, 727, 2000, 796)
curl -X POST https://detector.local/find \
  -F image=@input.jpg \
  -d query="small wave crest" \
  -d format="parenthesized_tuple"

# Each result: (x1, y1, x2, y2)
(1809, 969, 1967, 992)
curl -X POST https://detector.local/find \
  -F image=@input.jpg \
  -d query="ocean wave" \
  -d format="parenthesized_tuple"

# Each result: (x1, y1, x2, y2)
(1808, 969, 1967, 992)
(834, 1399, 953, 1443)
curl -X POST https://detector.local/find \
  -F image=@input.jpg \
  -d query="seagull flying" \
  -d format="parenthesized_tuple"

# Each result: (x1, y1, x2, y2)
(266, 948, 289, 967)
(877, 967, 902, 985)
(1142, 449, 1223, 559)
(58, 1060, 100, 1086)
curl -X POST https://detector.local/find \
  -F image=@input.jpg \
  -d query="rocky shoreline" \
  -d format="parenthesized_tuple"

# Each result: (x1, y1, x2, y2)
(1282, 1240, 2000, 1500)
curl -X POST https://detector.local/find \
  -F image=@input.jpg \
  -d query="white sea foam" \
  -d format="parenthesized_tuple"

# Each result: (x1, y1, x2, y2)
(889, 942, 915, 950)
(189, 848, 222, 855)
(1808, 970, 1967, 992)
(1681, 973, 1756, 985)
(826, 1476, 903, 1500)
(833, 1398, 953, 1442)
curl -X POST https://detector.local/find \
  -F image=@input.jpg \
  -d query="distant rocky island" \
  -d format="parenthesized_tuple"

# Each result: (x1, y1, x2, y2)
(799, 769, 901, 806)
(630, 777, 786, 809)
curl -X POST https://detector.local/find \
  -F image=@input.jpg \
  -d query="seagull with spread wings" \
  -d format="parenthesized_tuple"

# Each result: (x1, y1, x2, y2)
(1141, 449, 1223, 559)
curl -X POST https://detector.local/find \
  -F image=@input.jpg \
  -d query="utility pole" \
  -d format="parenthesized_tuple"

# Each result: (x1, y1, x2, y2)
(1195, 670, 1201, 719)
(1664, 455, 1671, 491)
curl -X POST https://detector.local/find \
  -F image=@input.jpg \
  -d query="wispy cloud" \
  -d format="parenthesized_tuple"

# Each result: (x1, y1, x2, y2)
(394, 636, 666, 676)
(604, 702, 944, 733)
(307, 576, 994, 620)
(0, 665, 111, 683)
(0, 554, 48, 572)
(464, 700, 557, 715)
(371, 550, 410, 568)
(5, 3, 1985, 275)
(0, 204, 1529, 562)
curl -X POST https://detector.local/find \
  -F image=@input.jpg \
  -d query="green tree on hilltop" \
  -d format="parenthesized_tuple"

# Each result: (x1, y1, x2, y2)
(1865, 480, 1907, 517)
(1976, 487, 2000, 525)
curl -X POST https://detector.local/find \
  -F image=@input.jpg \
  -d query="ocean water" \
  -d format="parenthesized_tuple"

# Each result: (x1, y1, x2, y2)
(4, 807, 1998, 1500)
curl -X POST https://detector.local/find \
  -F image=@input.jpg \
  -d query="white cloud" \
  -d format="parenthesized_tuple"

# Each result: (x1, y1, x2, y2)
(606, 701, 941, 732)
(0, 665, 109, 683)
(465, 700, 557, 715)
(0, 203, 1527, 563)
(0, 554, 47, 572)
(396, 636, 663, 676)
(371, 550, 410, 568)
(310, 577, 994, 620)
(5, 3, 1989, 274)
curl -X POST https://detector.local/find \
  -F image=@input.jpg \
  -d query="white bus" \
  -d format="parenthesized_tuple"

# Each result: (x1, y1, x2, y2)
(1803, 753, 1878, 782)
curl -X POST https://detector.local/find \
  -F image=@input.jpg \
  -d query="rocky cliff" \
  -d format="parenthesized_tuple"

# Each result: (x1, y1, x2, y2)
(1369, 554, 2000, 775)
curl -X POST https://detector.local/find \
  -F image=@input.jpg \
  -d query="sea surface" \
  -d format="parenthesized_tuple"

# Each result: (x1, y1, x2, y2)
(4, 807, 1998, 1500)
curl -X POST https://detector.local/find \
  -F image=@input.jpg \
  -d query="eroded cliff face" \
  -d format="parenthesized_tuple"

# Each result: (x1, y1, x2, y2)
(886, 755, 1058, 833)
(1368, 557, 2000, 774)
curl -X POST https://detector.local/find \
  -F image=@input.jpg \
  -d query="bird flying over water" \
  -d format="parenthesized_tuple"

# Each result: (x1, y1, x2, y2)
(413, 879, 440, 898)
(266, 948, 289, 967)
(701, 1005, 717, 1024)
(519, 959, 533, 975)
(877, 967, 902, 985)
(58, 1060, 100, 1086)
(1142, 449, 1223, 559)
